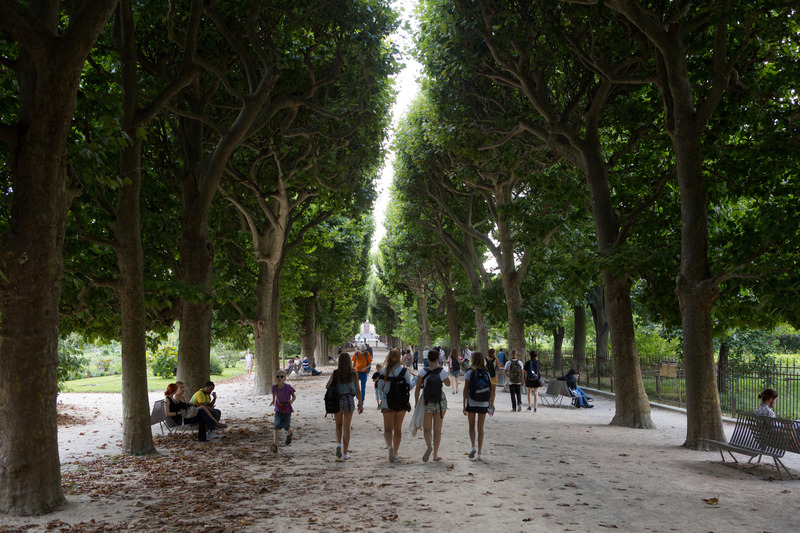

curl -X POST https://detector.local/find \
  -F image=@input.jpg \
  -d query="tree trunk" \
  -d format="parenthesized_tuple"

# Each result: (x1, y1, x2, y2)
(253, 260, 283, 395)
(442, 283, 461, 355)
(553, 326, 565, 372)
(300, 297, 316, 363)
(675, 138, 724, 448)
(589, 285, 610, 375)
(573, 305, 587, 376)
(177, 218, 213, 394)
(583, 149, 653, 428)
(474, 308, 490, 355)
(418, 296, 432, 349)
(497, 221, 526, 356)
(0, 0, 118, 513)
(605, 273, 654, 428)
(0, 127, 68, 516)
(116, 136, 155, 455)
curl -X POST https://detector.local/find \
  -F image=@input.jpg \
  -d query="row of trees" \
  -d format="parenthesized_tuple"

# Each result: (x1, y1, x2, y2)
(1, 0, 396, 515)
(373, 0, 800, 451)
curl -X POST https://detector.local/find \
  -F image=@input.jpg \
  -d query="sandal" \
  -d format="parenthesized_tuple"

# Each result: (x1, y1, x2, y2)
(285, 432, 293, 445)
(270, 443, 278, 453)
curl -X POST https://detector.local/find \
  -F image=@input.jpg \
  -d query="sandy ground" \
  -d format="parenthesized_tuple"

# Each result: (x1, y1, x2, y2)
(2, 346, 798, 532)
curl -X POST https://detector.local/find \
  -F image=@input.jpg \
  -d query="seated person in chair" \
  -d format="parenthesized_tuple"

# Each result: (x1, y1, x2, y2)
(191, 381, 222, 423)
(163, 383, 224, 442)
(302, 357, 322, 376)
(558, 369, 593, 408)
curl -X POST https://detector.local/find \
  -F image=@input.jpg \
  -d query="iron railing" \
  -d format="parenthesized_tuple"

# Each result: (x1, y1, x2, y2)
(538, 351, 800, 420)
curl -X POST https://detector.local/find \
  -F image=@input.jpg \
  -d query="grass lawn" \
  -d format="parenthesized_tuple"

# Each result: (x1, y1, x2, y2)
(62, 361, 247, 393)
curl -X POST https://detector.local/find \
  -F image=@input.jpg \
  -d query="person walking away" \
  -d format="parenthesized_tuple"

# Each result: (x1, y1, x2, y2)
(352, 344, 373, 405)
(245, 348, 254, 376)
(505, 350, 524, 412)
(269, 371, 295, 453)
(485, 348, 499, 392)
(416, 350, 451, 462)
(496, 348, 508, 390)
(463, 352, 494, 461)
(327, 353, 363, 459)
(448, 348, 460, 395)
(524, 351, 542, 412)
(378, 348, 413, 462)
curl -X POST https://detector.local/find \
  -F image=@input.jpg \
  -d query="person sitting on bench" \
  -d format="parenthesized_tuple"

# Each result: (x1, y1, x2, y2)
(558, 369, 593, 408)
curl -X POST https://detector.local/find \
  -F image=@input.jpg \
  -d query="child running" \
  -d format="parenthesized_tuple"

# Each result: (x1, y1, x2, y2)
(269, 370, 296, 453)
(372, 363, 384, 410)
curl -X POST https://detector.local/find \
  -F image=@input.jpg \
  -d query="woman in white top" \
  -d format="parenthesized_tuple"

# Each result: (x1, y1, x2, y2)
(415, 350, 451, 462)
(378, 348, 414, 462)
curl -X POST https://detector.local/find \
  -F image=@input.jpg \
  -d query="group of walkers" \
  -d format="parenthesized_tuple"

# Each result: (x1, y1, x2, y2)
(325, 347, 527, 462)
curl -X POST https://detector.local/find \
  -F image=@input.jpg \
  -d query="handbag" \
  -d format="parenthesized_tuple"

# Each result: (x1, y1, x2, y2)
(183, 406, 199, 419)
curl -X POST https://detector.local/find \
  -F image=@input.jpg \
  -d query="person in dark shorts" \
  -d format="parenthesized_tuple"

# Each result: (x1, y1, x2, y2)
(463, 352, 495, 462)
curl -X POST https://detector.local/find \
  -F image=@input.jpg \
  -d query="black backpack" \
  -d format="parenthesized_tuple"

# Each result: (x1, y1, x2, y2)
(422, 367, 444, 404)
(324, 370, 339, 416)
(469, 369, 492, 402)
(384, 367, 411, 412)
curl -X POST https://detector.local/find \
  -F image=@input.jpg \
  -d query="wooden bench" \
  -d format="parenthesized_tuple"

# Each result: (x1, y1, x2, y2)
(701, 413, 800, 480)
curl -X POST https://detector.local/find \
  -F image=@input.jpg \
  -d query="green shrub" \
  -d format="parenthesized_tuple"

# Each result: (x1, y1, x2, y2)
(218, 350, 241, 368)
(58, 339, 88, 390)
(209, 355, 224, 375)
(148, 346, 178, 378)
(283, 342, 300, 357)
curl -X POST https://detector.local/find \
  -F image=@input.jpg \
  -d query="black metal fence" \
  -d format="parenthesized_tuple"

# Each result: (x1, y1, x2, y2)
(538, 351, 800, 420)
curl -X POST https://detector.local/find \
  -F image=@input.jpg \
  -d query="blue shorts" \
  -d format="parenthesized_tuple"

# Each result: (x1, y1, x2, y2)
(274, 412, 292, 430)
(450, 370, 460, 378)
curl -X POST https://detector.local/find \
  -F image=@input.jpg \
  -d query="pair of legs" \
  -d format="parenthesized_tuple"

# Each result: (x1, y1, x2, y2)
(451, 375, 459, 394)
(334, 410, 355, 456)
(358, 371, 369, 402)
(185, 409, 218, 441)
(382, 410, 407, 461)
(271, 414, 292, 452)
(422, 410, 445, 461)
(509, 384, 522, 411)
(526, 386, 539, 410)
(466, 411, 486, 458)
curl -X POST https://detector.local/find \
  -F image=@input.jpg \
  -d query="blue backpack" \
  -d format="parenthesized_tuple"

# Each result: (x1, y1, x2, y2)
(469, 369, 492, 402)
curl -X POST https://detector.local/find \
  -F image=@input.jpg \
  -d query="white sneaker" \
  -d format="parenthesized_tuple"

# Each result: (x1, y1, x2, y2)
(476, 454, 483, 461)
(342, 453, 350, 460)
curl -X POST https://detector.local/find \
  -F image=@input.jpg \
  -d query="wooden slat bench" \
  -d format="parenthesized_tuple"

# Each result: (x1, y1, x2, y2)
(701, 413, 800, 480)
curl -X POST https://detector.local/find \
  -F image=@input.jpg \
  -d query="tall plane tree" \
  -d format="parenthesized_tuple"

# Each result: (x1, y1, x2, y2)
(0, 0, 119, 515)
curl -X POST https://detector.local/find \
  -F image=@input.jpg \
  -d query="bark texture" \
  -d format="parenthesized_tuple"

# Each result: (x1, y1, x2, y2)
(573, 305, 587, 376)
(0, 0, 120, 515)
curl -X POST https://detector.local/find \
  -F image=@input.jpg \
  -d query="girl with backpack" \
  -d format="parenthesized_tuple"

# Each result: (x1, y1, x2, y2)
(524, 350, 542, 412)
(447, 348, 460, 395)
(415, 350, 452, 462)
(462, 351, 495, 461)
(378, 348, 413, 462)
(326, 353, 364, 460)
